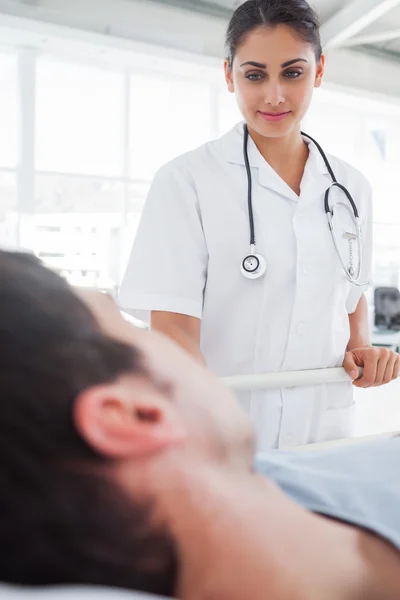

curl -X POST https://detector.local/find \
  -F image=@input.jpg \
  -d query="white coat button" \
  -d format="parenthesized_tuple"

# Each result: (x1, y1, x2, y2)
(296, 322, 307, 335)
(302, 264, 311, 275)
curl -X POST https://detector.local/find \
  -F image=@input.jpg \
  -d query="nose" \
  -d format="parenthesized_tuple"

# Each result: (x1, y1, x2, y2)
(264, 80, 285, 108)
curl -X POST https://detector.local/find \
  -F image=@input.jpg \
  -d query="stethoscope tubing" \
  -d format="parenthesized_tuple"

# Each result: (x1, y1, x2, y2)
(242, 124, 367, 287)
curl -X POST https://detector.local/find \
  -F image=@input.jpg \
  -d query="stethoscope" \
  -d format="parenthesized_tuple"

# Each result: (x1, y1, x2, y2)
(241, 124, 367, 287)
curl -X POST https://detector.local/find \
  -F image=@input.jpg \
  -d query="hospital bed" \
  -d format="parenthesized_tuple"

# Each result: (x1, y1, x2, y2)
(223, 366, 399, 451)
(0, 586, 167, 599)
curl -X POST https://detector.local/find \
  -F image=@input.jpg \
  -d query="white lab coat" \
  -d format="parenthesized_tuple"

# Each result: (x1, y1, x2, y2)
(119, 123, 373, 451)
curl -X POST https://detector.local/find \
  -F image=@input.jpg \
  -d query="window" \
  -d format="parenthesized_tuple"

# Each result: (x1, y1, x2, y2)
(127, 180, 150, 214)
(36, 57, 124, 177)
(119, 182, 151, 278)
(306, 88, 400, 291)
(129, 74, 213, 180)
(217, 89, 242, 136)
(0, 51, 18, 168)
(305, 93, 361, 164)
(372, 223, 400, 289)
(35, 173, 125, 213)
(34, 174, 125, 291)
(6, 42, 400, 305)
(0, 171, 18, 249)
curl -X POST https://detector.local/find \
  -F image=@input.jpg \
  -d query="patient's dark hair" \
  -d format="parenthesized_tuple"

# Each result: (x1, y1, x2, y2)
(0, 250, 177, 596)
(225, 0, 322, 67)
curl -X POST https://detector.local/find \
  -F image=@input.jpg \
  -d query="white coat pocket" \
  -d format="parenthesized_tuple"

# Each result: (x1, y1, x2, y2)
(319, 400, 356, 442)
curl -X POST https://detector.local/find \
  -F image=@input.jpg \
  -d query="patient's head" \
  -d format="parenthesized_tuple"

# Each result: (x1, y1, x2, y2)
(0, 250, 253, 595)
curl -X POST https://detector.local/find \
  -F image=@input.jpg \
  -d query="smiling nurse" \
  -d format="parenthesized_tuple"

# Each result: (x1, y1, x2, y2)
(119, 0, 400, 451)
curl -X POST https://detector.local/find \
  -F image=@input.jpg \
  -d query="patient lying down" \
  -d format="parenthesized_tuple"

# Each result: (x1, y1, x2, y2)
(0, 249, 399, 600)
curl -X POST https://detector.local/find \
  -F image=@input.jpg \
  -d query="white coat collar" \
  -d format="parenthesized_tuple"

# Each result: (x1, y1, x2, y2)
(219, 122, 332, 204)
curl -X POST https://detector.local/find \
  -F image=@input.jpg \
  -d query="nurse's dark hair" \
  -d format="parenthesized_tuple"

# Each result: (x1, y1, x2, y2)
(0, 250, 177, 595)
(225, 0, 322, 67)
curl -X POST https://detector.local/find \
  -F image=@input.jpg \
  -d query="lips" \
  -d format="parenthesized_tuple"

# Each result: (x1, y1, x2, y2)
(258, 111, 291, 122)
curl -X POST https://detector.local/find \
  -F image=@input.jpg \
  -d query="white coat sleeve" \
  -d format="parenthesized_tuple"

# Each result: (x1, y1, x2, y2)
(346, 186, 373, 314)
(118, 163, 208, 324)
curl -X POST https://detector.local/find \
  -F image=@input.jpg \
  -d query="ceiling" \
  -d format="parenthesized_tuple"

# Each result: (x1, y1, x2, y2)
(153, 0, 338, 19)
(155, 0, 400, 62)
(7, 0, 400, 62)
(3, 0, 400, 98)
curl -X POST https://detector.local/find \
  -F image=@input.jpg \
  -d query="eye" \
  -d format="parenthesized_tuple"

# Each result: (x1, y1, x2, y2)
(245, 72, 264, 82)
(284, 70, 302, 79)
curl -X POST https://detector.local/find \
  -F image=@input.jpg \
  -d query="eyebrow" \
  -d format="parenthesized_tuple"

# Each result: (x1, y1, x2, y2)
(282, 58, 308, 68)
(240, 58, 308, 69)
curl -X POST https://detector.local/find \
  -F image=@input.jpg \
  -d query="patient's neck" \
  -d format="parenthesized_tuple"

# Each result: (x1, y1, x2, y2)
(152, 458, 376, 600)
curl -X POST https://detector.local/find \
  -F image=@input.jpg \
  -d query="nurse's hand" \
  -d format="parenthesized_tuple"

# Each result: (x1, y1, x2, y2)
(343, 346, 400, 388)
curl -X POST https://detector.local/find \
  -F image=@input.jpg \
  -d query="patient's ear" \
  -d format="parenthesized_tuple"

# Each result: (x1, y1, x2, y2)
(73, 375, 186, 459)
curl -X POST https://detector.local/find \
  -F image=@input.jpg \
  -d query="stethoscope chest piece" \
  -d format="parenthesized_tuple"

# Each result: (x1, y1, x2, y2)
(241, 252, 267, 279)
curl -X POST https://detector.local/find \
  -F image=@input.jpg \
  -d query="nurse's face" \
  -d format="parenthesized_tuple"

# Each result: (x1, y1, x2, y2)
(77, 291, 255, 472)
(224, 25, 324, 139)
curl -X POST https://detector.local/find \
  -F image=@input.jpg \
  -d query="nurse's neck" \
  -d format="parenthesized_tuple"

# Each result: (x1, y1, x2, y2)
(248, 125, 309, 195)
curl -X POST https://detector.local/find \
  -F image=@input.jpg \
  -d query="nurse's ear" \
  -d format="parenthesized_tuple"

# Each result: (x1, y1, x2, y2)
(314, 54, 325, 89)
(224, 59, 235, 93)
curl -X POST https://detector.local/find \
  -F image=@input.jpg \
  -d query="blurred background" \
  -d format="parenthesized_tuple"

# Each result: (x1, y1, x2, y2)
(2, 0, 400, 435)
